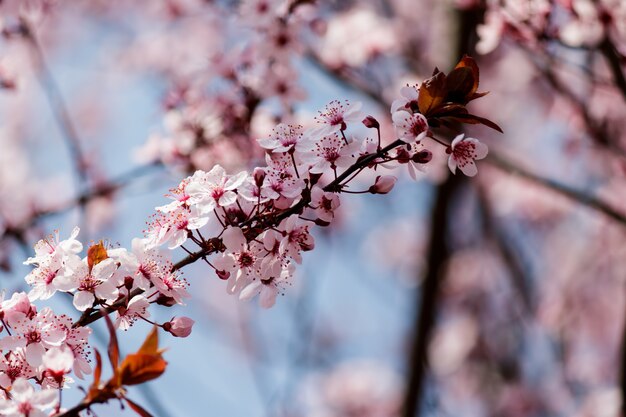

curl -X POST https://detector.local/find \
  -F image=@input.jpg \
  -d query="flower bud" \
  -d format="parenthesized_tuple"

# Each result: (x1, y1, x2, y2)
(412, 149, 432, 164)
(163, 316, 195, 338)
(369, 175, 397, 194)
(155, 294, 177, 307)
(362, 115, 380, 129)
(253, 167, 266, 187)
(216, 269, 231, 280)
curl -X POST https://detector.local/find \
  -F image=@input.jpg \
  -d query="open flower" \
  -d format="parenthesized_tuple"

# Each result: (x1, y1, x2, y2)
(447, 134, 488, 177)
(392, 111, 428, 143)
(0, 378, 57, 417)
(311, 100, 362, 137)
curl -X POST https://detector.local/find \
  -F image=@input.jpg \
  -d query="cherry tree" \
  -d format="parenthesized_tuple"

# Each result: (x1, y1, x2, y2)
(0, 1, 625, 416)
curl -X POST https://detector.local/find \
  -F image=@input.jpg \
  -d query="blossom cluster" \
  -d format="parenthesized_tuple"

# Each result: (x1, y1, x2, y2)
(474, 0, 626, 54)
(0, 56, 496, 415)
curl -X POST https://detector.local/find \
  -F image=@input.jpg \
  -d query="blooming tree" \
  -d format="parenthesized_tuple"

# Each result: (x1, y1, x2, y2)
(0, 1, 625, 417)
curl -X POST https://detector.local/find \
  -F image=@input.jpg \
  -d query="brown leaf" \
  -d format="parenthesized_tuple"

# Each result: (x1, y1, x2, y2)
(453, 55, 480, 95)
(125, 398, 154, 417)
(87, 241, 108, 271)
(445, 67, 475, 104)
(450, 113, 504, 133)
(418, 70, 447, 116)
(85, 349, 104, 402)
(428, 103, 468, 118)
(137, 326, 160, 355)
(104, 315, 120, 373)
(119, 353, 167, 386)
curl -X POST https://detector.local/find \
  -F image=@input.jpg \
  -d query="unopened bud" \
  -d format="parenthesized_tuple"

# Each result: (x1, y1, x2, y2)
(155, 294, 177, 307)
(253, 167, 266, 187)
(216, 269, 230, 280)
(362, 115, 380, 129)
(369, 175, 397, 194)
(163, 316, 195, 338)
(412, 149, 432, 164)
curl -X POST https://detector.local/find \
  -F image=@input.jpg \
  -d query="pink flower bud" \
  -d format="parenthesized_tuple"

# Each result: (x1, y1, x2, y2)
(253, 167, 266, 187)
(362, 115, 380, 129)
(412, 149, 432, 164)
(369, 175, 397, 194)
(164, 316, 195, 338)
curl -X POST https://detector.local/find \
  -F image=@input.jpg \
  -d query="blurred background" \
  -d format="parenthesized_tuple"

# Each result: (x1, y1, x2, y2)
(0, 0, 625, 416)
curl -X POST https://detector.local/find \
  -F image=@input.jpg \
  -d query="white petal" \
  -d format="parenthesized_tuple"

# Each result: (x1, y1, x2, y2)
(459, 160, 478, 177)
(447, 155, 458, 174)
(73, 291, 95, 311)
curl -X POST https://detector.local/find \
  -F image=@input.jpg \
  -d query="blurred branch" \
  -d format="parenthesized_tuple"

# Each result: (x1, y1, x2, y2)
(1, 163, 161, 246)
(476, 184, 533, 313)
(21, 21, 90, 187)
(402, 174, 461, 417)
(599, 37, 626, 102)
(523, 46, 626, 157)
(486, 153, 626, 226)
(307, 49, 626, 229)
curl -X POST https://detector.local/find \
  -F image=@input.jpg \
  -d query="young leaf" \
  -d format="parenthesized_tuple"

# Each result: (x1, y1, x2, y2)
(104, 315, 120, 372)
(87, 241, 108, 272)
(450, 113, 504, 133)
(118, 326, 167, 386)
(137, 326, 160, 355)
(125, 398, 154, 417)
(119, 353, 168, 386)
(418, 70, 447, 116)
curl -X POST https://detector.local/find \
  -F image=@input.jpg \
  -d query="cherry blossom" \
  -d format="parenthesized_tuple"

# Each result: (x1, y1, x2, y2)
(163, 316, 195, 338)
(239, 264, 293, 308)
(300, 133, 360, 175)
(447, 134, 488, 177)
(0, 378, 57, 417)
(309, 186, 341, 222)
(311, 100, 363, 137)
(392, 111, 429, 143)
(369, 175, 397, 194)
(186, 165, 248, 215)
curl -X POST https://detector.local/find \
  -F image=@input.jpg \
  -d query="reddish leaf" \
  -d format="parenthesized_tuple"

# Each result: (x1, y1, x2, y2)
(87, 241, 108, 272)
(445, 66, 475, 104)
(453, 55, 480, 95)
(418, 70, 447, 116)
(119, 353, 167, 386)
(92, 349, 102, 387)
(137, 326, 160, 355)
(428, 103, 468, 118)
(104, 315, 120, 372)
(450, 113, 504, 133)
(125, 398, 154, 417)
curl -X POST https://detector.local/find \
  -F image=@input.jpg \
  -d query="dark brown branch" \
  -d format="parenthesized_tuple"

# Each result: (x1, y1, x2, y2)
(476, 184, 533, 313)
(402, 174, 462, 417)
(21, 21, 89, 186)
(486, 153, 626, 226)
(599, 37, 626, 102)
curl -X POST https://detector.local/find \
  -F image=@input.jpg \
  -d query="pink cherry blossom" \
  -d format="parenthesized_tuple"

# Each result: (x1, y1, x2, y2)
(164, 316, 195, 338)
(239, 264, 293, 308)
(115, 295, 150, 330)
(391, 85, 420, 114)
(311, 100, 363, 137)
(213, 227, 263, 294)
(392, 111, 429, 143)
(310, 186, 341, 222)
(369, 175, 397, 194)
(257, 123, 306, 154)
(279, 215, 315, 264)
(447, 134, 488, 177)
(0, 378, 57, 417)
(186, 165, 248, 214)
(42, 345, 74, 385)
(300, 133, 360, 175)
